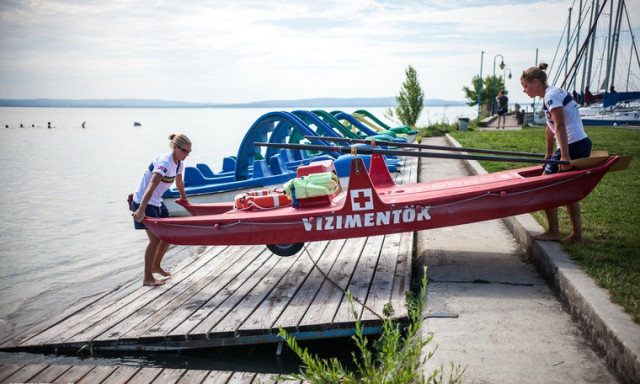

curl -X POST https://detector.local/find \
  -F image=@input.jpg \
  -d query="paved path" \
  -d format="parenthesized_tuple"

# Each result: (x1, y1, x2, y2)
(481, 114, 522, 131)
(416, 136, 621, 383)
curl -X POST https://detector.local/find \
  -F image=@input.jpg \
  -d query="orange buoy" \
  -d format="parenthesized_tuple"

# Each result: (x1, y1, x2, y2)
(234, 189, 291, 210)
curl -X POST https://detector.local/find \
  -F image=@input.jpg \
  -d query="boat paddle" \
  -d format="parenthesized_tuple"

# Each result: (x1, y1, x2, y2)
(255, 142, 629, 171)
(304, 135, 547, 158)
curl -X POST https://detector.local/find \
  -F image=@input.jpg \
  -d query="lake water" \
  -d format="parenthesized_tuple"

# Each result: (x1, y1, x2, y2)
(0, 105, 475, 367)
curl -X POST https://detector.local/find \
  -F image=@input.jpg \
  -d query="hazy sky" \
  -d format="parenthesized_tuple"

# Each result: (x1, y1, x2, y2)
(1, 0, 638, 104)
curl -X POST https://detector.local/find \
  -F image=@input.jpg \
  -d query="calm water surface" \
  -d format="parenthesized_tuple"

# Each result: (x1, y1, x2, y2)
(0, 105, 475, 367)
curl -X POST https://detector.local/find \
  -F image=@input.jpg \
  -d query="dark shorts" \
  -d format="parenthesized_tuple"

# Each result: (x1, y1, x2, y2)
(132, 201, 169, 230)
(544, 137, 592, 174)
(498, 108, 507, 117)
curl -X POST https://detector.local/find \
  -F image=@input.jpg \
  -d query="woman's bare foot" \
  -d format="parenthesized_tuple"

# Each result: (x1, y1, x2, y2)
(533, 231, 562, 241)
(143, 278, 166, 287)
(562, 234, 583, 243)
(152, 268, 171, 277)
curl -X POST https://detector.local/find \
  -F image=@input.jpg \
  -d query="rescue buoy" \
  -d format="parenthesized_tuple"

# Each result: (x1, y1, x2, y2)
(234, 188, 292, 210)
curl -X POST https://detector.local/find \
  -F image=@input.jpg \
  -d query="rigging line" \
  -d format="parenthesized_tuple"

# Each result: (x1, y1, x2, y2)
(563, 3, 597, 89)
(622, 1, 640, 73)
(562, 0, 610, 88)
(550, 10, 572, 78)
(302, 243, 385, 321)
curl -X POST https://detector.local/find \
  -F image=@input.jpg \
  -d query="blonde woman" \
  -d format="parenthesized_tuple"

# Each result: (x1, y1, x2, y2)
(520, 63, 592, 243)
(132, 134, 191, 286)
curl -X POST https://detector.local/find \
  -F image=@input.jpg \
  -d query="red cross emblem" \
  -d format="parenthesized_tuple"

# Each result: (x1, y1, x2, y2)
(350, 189, 373, 211)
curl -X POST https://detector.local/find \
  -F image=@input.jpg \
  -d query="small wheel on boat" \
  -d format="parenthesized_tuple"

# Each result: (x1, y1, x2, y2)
(267, 243, 304, 257)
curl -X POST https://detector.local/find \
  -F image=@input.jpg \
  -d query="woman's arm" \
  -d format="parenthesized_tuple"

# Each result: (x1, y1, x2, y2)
(175, 173, 188, 201)
(544, 126, 555, 158)
(133, 172, 163, 222)
(549, 107, 571, 170)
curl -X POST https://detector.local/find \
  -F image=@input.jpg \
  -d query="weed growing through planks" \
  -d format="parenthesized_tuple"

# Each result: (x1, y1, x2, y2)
(274, 268, 465, 383)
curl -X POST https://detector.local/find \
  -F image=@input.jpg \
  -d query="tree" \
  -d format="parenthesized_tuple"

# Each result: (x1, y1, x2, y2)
(395, 65, 424, 128)
(462, 75, 506, 108)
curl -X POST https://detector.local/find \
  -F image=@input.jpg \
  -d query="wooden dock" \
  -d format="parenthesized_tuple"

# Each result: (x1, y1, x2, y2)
(0, 363, 295, 383)
(0, 157, 417, 356)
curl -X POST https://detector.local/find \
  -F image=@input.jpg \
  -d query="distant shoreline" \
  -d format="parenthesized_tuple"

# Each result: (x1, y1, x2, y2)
(0, 97, 468, 109)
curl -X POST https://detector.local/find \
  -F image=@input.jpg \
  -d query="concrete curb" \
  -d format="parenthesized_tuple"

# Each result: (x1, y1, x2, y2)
(445, 133, 640, 383)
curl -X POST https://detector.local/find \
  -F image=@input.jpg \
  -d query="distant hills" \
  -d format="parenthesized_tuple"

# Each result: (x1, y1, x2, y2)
(0, 97, 467, 108)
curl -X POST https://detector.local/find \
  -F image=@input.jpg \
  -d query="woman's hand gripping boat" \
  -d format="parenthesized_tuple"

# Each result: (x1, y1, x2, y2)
(143, 143, 631, 256)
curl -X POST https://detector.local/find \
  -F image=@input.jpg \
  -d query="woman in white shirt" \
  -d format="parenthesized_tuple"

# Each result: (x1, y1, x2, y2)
(132, 134, 191, 286)
(520, 63, 592, 243)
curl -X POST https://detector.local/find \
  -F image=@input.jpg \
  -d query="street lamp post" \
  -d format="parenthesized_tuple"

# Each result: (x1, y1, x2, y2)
(492, 54, 505, 115)
(503, 67, 512, 81)
(477, 51, 484, 122)
(502, 67, 512, 96)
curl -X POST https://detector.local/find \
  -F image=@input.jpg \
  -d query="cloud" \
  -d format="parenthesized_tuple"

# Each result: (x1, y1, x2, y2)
(0, 0, 638, 102)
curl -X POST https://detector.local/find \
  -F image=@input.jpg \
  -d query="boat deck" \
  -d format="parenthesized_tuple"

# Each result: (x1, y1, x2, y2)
(0, 157, 416, 356)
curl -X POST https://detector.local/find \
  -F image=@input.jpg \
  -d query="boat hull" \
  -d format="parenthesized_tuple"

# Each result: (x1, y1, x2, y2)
(145, 154, 624, 246)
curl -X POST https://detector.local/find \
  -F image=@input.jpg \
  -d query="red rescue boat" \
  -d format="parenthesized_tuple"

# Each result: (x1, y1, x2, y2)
(144, 148, 630, 256)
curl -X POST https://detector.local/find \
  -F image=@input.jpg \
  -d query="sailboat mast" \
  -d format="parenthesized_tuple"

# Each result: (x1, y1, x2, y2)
(602, 0, 615, 91)
(609, 0, 624, 91)
(567, 6, 571, 83)
(580, 0, 595, 93)
(623, 2, 640, 91)
(585, 0, 599, 91)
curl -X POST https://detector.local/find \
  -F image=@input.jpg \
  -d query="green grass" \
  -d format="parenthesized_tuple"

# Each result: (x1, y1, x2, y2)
(448, 126, 640, 323)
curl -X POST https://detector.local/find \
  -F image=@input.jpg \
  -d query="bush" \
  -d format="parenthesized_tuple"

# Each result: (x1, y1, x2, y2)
(274, 268, 465, 383)
(416, 122, 460, 141)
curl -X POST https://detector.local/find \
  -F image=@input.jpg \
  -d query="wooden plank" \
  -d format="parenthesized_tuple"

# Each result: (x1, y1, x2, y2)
(52, 364, 96, 383)
(153, 368, 187, 383)
(10, 246, 209, 348)
(235, 241, 330, 335)
(0, 288, 117, 348)
(0, 364, 22, 382)
(360, 233, 402, 321)
(3, 250, 209, 347)
(77, 365, 119, 384)
(200, 370, 233, 383)
(252, 373, 281, 383)
(176, 368, 211, 384)
(193, 250, 285, 338)
(51, 246, 224, 347)
(22, 246, 224, 348)
(212, 248, 306, 335)
(173, 246, 273, 338)
(226, 371, 259, 383)
(0, 364, 47, 384)
(19, 282, 149, 347)
(27, 364, 71, 383)
(295, 237, 367, 331)
(126, 366, 163, 383)
(85, 246, 228, 344)
(390, 231, 413, 317)
(100, 366, 140, 384)
(105, 246, 243, 343)
(333, 235, 385, 324)
(131, 245, 258, 341)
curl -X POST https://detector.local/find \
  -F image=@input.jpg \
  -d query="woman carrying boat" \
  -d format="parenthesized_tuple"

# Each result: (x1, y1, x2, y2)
(520, 63, 592, 243)
(132, 134, 192, 286)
